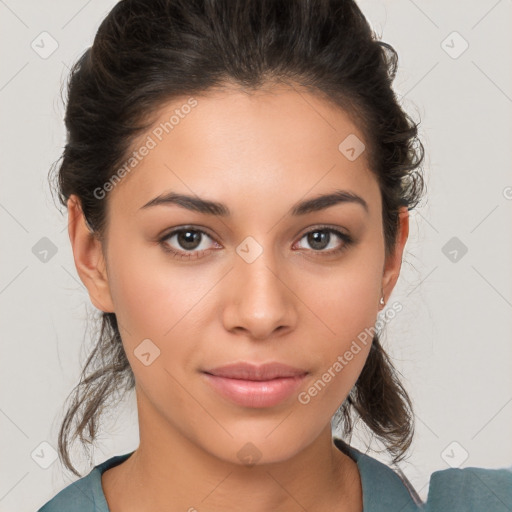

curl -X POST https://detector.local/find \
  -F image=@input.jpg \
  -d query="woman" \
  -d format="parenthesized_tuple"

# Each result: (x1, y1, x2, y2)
(38, 0, 512, 510)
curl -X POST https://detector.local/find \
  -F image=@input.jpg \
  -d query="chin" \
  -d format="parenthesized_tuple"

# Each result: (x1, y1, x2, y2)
(198, 427, 316, 467)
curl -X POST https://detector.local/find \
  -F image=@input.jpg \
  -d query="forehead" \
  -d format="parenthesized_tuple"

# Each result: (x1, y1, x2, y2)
(107, 85, 378, 217)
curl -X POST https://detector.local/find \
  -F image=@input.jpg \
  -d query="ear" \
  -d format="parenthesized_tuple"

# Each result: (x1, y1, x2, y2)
(381, 206, 409, 304)
(67, 195, 115, 313)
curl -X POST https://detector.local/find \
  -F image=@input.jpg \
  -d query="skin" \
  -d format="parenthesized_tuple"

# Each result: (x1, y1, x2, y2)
(67, 83, 409, 512)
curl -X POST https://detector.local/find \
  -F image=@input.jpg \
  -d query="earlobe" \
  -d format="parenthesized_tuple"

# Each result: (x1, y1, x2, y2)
(381, 206, 409, 303)
(67, 195, 115, 313)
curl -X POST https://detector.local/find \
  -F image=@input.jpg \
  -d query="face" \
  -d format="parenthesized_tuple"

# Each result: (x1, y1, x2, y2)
(69, 84, 408, 465)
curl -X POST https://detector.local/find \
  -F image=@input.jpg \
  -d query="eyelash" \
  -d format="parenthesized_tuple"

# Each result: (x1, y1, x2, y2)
(158, 225, 353, 261)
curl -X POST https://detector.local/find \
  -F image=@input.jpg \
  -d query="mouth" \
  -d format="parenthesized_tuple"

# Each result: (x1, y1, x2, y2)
(201, 362, 308, 408)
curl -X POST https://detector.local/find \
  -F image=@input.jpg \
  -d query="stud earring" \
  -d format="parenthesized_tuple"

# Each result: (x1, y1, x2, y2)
(379, 296, 385, 306)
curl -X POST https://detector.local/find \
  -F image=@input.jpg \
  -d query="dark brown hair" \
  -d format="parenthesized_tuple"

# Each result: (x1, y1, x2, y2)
(49, 0, 425, 477)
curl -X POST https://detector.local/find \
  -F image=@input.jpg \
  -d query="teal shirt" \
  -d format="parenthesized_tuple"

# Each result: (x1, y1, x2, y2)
(37, 437, 512, 511)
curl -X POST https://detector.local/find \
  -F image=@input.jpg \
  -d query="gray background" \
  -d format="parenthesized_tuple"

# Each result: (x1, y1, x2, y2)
(1, 0, 511, 510)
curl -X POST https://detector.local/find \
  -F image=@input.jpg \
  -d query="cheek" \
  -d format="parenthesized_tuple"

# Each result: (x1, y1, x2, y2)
(107, 237, 206, 336)
(304, 254, 382, 338)
(298, 287, 375, 415)
(105, 246, 199, 412)
(105, 240, 215, 383)
(297, 251, 382, 405)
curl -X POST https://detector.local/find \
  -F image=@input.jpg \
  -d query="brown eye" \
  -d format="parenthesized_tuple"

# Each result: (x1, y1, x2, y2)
(159, 227, 219, 260)
(174, 230, 203, 250)
(295, 227, 353, 256)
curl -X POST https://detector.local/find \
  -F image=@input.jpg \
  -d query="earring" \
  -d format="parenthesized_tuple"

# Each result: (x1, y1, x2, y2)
(379, 296, 385, 306)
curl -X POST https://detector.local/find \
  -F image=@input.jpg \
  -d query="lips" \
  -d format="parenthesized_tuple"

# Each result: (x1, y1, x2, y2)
(201, 362, 308, 408)
(202, 362, 308, 381)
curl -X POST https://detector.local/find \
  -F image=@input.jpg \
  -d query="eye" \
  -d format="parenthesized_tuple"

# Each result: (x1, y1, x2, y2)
(294, 226, 353, 256)
(158, 225, 353, 261)
(159, 227, 220, 260)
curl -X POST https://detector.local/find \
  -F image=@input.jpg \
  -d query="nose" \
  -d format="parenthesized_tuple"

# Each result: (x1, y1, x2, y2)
(221, 239, 298, 340)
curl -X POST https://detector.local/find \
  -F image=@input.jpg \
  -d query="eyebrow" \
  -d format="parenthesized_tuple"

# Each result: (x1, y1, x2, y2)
(139, 188, 369, 216)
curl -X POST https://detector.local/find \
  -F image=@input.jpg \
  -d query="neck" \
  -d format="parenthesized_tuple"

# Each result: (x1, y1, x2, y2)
(102, 390, 362, 512)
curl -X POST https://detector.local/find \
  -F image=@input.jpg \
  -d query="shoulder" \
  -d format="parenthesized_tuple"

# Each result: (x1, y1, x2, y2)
(425, 464, 512, 512)
(336, 438, 512, 511)
(36, 452, 134, 512)
(36, 470, 99, 512)
(335, 438, 424, 511)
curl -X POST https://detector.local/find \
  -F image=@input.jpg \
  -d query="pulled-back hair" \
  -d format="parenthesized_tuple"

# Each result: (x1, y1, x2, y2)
(49, 0, 425, 477)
